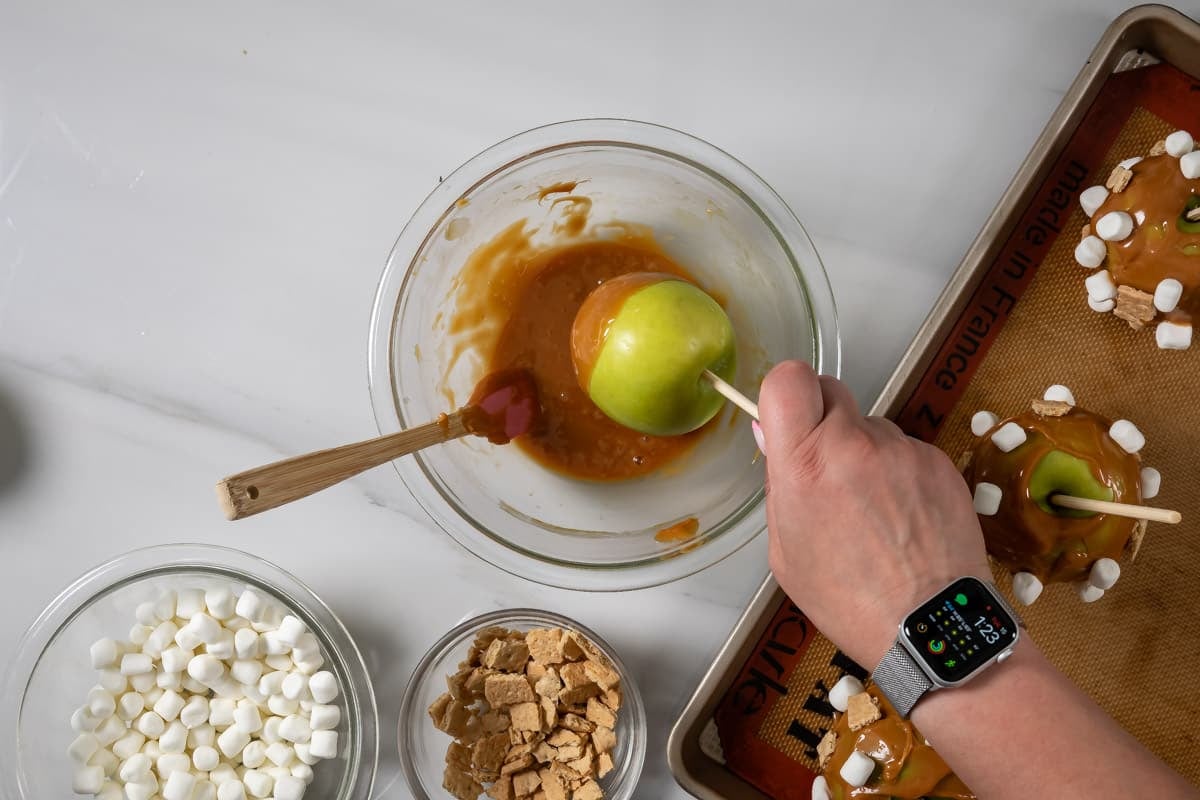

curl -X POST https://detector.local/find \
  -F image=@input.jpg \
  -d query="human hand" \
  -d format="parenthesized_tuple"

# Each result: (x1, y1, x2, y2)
(756, 361, 991, 670)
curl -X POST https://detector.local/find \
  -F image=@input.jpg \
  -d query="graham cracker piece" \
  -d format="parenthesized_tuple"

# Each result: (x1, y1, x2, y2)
(539, 696, 557, 732)
(1081, 223, 1092, 241)
(583, 661, 621, 693)
(501, 754, 535, 776)
(1150, 139, 1168, 156)
(1126, 518, 1148, 562)
(560, 634, 586, 662)
(429, 693, 452, 727)
(485, 673, 536, 707)
(558, 662, 591, 690)
(558, 684, 601, 707)
(474, 732, 511, 774)
(512, 770, 541, 797)
(1106, 164, 1134, 192)
(487, 777, 514, 800)
(1114, 285, 1157, 330)
(484, 639, 531, 673)
(534, 671, 562, 700)
(585, 696, 616, 729)
(444, 765, 484, 800)
(533, 740, 558, 764)
(537, 768, 568, 800)
(574, 780, 604, 800)
(599, 688, 621, 711)
(597, 751, 614, 778)
(559, 713, 594, 734)
(956, 449, 974, 471)
(547, 729, 583, 748)
(846, 691, 882, 731)
(447, 740, 473, 772)
(526, 629, 566, 665)
(591, 726, 615, 754)
(566, 750, 595, 776)
(1032, 398, 1072, 417)
(509, 702, 541, 733)
(816, 730, 838, 768)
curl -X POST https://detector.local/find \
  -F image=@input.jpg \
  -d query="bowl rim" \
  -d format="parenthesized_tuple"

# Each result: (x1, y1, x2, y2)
(368, 117, 841, 591)
(0, 543, 379, 800)
(395, 607, 647, 800)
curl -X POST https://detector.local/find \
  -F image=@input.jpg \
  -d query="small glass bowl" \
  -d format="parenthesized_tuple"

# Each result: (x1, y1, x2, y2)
(0, 544, 378, 800)
(398, 609, 646, 800)
(369, 118, 840, 591)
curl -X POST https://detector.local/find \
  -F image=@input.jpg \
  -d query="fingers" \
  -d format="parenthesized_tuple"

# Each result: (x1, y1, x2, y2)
(759, 361, 824, 460)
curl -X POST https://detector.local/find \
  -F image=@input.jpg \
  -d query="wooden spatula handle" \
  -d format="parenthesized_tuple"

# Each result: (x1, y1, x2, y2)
(217, 413, 468, 520)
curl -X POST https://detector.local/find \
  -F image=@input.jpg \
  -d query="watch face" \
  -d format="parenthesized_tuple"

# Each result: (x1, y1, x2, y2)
(902, 577, 1017, 684)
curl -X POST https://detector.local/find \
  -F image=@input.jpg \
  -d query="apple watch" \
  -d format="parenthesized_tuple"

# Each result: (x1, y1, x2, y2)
(873, 576, 1020, 717)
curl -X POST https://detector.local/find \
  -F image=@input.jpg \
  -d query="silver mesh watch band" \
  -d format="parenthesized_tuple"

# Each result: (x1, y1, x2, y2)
(872, 641, 933, 718)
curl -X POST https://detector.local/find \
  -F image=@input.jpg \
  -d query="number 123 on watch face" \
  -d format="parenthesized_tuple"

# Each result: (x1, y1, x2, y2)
(901, 576, 1018, 685)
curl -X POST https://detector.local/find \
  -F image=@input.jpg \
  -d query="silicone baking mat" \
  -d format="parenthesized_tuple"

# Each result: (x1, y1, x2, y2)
(706, 61, 1200, 798)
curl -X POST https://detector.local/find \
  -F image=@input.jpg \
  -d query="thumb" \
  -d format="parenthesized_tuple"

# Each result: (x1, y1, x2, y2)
(758, 360, 825, 461)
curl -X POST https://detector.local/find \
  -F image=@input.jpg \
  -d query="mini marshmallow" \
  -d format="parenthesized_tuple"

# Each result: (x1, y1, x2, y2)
(261, 716, 283, 745)
(118, 752, 154, 783)
(175, 624, 204, 651)
(233, 700, 263, 733)
(235, 590, 267, 623)
(1154, 278, 1183, 313)
(827, 675, 865, 713)
(273, 775, 306, 800)
(124, 781, 159, 800)
(308, 672, 338, 704)
(72, 765, 106, 794)
(155, 752, 191, 779)
(141, 740, 161, 759)
(293, 654, 324, 676)
(189, 612, 223, 644)
(241, 740, 268, 769)
(838, 750, 875, 788)
(309, 704, 340, 731)
(210, 764, 238, 785)
(1182, 151, 1200, 180)
(1079, 185, 1109, 217)
(98, 669, 127, 695)
(206, 629, 235, 660)
(161, 645, 191, 674)
(251, 604, 283, 633)
(242, 681, 268, 707)
(188, 722, 216, 749)
(281, 672, 308, 702)
(209, 697, 236, 728)
(268, 694, 299, 717)
(811, 775, 832, 800)
(1074, 235, 1107, 269)
(144, 686, 164, 707)
(94, 715, 127, 747)
(1095, 211, 1134, 242)
(180, 696, 210, 729)
(1077, 582, 1105, 603)
(159, 720, 188, 754)
(112, 730, 146, 760)
(88, 687, 117, 719)
(1089, 558, 1121, 590)
(1011, 572, 1044, 606)
(276, 616, 307, 648)
(262, 632, 290, 656)
(188, 654, 225, 686)
(206, 587, 237, 620)
(278, 714, 311, 744)
(153, 690, 186, 723)
(135, 711, 166, 739)
(216, 723, 251, 758)
(1156, 320, 1193, 350)
(217, 780, 247, 800)
(68, 733, 101, 763)
(162, 770, 198, 800)
(157, 670, 183, 691)
(293, 742, 318, 766)
(89, 747, 119, 777)
(96, 781, 123, 800)
(290, 762, 313, 783)
(242, 769, 274, 799)
(135, 601, 161, 626)
(129, 671, 156, 692)
(265, 654, 294, 672)
(193, 744, 220, 772)
(1141, 467, 1161, 499)
(144, 620, 178, 658)
(72, 706, 101, 733)
(1109, 419, 1145, 454)
(1088, 295, 1116, 313)
(265, 741, 295, 767)
(153, 590, 177, 622)
(90, 638, 121, 669)
(1118, 156, 1143, 170)
(973, 482, 1003, 516)
(121, 653, 154, 675)
(194, 780, 218, 800)
(1166, 130, 1195, 157)
(991, 422, 1027, 453)
(1043, 385, 1076, 406)
(230, 659, 264, 687)
(970, 410, 998, 436)
(234, 629, 261, 661)
(176, 588, 206, 620)
(291, 634, 320, 663)
(1085, 269, 1118, 302)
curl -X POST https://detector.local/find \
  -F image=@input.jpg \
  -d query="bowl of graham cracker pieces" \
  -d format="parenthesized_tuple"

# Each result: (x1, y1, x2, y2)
(398, 609, 645, 800)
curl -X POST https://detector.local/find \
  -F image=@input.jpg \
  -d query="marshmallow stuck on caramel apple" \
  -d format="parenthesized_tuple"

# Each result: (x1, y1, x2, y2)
(570, 272, 737, 437)
(961, 386, 1163, 605)
(1076, 130, 1200, 349)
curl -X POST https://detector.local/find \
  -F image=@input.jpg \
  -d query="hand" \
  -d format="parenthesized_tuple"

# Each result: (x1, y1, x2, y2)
(756, 361, 991, 670)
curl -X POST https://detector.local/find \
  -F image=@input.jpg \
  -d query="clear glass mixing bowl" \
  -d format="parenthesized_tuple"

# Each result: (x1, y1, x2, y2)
(369, 118, 839, 590)
(0, 544, 378, 800)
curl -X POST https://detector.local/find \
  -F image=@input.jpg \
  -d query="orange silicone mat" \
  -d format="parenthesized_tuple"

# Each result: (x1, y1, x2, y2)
(707, 61, 1200, 798)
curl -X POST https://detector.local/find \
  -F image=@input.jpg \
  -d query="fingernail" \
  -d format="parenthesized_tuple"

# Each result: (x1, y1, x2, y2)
(751, 420, 766, 454)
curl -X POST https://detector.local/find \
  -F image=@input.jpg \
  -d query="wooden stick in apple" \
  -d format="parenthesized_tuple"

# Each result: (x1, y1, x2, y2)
(1049, 494, 1181, 524)
(702, 369, 759, 421)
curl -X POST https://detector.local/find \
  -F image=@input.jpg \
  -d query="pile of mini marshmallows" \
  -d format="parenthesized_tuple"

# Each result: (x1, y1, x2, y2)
(1076, 129, 1199, 350)
(969, 385, 1161, 607)
(810, 675, 869, 799)
(67, 586, 342, 800)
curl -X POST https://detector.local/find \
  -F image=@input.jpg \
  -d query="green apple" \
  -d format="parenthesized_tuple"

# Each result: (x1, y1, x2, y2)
(1028, 450, 1114, 517)
(572, 274, 737, 436)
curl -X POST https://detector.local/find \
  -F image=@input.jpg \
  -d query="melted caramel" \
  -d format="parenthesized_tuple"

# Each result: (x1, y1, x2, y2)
(1091, 154, 1200, 317)
(823, 686, 974, 800)
(963, 408, 1141, 583)
(654, 517, 699, 543)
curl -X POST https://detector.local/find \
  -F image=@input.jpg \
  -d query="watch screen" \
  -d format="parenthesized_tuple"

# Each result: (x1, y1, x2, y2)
(902, 576, 1017, 683)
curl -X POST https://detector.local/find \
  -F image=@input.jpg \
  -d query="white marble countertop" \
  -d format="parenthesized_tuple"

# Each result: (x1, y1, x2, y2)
(3, 2, 1194, 797)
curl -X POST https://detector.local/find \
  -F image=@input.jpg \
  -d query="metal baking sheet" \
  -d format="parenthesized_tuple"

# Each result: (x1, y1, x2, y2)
(668, 6, 1200, 798)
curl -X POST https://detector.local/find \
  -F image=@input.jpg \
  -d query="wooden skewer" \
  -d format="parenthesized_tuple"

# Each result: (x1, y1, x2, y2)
(216, 411, 470, 521)
(703, 370, 759, 421)
(1049, 494, 1181, 524)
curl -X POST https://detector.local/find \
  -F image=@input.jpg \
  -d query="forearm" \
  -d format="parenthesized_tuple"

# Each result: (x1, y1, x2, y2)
(911, 639, 1197, 799)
